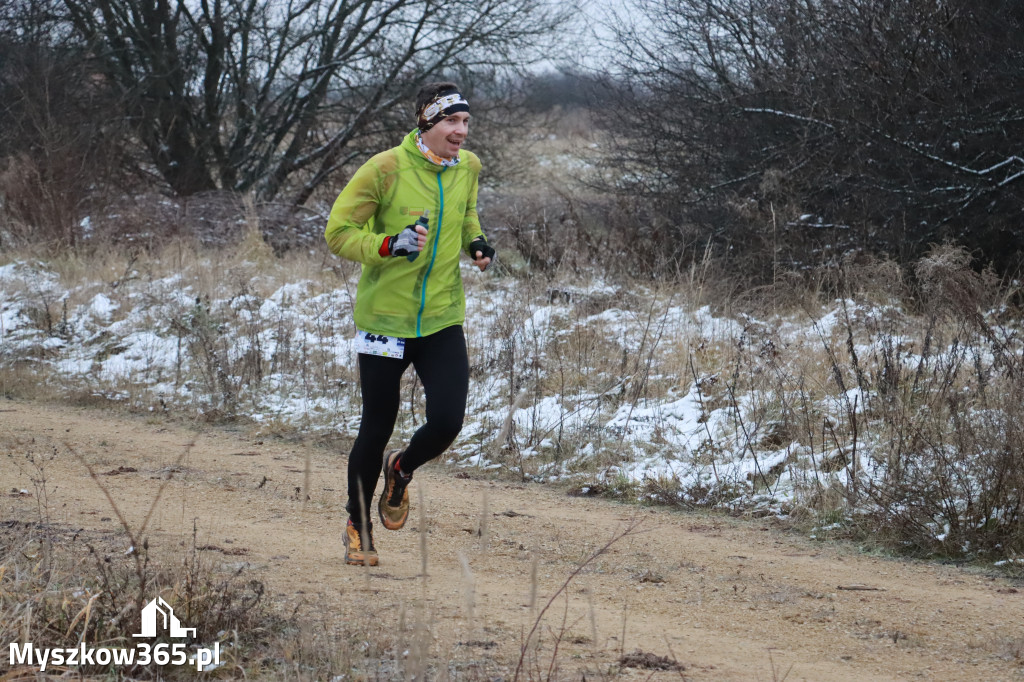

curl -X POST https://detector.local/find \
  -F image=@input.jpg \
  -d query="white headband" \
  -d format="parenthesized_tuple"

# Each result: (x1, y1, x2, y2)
(419, 93, 470, 130)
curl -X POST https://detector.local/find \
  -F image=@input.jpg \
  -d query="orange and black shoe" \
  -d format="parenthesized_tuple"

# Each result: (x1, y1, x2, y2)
(343, 518, 378, 566)
(378, 449, 412, 530)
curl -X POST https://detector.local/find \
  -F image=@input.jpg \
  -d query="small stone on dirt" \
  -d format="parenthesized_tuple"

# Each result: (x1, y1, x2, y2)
(619, 650, 684, 671)
(102, 466, 137, 475)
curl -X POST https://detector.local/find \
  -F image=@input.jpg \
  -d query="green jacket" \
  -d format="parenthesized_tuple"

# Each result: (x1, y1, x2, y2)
(325, 130, 485, 338)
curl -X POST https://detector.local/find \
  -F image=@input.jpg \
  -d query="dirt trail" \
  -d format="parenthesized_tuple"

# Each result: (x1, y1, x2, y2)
(2, 400, 1022, 681)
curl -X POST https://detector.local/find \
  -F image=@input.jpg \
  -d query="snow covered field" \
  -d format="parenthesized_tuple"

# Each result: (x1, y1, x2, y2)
(2, 244, 1022, 558)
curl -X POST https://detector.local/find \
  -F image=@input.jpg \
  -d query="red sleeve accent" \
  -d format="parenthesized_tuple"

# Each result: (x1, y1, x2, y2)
(378, 236, 392, 258)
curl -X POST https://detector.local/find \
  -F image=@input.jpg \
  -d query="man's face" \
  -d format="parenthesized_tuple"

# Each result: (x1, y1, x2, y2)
(421, 111, 470, 159)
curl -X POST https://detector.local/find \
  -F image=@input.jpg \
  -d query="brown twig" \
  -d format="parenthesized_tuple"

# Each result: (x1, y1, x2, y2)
(70, 439, 195, 610)
(513, 516, 646, 681)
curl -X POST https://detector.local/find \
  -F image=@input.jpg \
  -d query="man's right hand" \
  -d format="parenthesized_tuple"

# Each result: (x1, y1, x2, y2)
(387, 224, 428, 257)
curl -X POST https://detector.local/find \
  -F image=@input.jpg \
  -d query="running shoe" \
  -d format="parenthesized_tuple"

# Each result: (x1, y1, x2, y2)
(344, 518, 378, 566)
(378, 449, 411, 530)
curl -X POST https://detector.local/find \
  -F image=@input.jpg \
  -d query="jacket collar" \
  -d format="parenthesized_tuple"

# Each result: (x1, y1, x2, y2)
(402, 129, 461, 169)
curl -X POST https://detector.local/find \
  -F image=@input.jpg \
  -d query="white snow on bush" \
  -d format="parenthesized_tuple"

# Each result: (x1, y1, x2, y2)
(2, 257, 1022, 555)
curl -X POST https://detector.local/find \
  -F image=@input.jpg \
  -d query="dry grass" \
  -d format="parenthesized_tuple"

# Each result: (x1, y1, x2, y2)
(1, 445, 280, 679)
(0, 437, 652, 681)
(462, 245, 1024, 560)
(1, 442, 511, 680)
(3, 232, 1021, 679)
(3, 216, 1024, 562)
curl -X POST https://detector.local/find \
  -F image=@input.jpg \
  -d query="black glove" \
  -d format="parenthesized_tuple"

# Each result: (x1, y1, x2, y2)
(388, 224, 422, 258)
(469, 236, 495, 269)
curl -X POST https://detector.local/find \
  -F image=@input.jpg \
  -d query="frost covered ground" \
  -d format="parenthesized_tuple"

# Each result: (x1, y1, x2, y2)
(2, 247, 1022, 557)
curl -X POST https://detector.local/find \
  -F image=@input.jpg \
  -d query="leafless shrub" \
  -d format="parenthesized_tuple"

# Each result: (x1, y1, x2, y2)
(169, 296, 242, 417)
(0, 4, 125, 249)
(78, 192, 323, 255)
(794, 246, 1024, 556)
(491, 189, 591, 275)
(593, 0, 1024, 277)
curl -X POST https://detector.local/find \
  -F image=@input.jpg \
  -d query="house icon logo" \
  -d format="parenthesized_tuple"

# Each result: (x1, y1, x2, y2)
(132, 597, 197, 638)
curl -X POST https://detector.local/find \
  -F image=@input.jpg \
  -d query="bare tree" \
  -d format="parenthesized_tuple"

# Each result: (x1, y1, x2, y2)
(595, 0, 1024, 275)
(59, 0, 572, 202)
(0, 0, 125, 246)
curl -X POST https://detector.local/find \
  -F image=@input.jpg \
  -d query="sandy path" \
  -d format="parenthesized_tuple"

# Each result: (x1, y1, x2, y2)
(1, 400, 1022, 681)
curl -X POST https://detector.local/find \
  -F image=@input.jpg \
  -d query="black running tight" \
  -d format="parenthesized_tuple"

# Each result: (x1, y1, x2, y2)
(345, 324, 468, 526)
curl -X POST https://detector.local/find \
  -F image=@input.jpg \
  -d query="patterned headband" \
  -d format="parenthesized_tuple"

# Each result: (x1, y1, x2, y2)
(418, 92, 470, 131)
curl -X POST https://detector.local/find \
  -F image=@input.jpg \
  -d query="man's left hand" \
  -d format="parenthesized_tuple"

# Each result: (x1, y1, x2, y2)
(470, 237, 495, 272)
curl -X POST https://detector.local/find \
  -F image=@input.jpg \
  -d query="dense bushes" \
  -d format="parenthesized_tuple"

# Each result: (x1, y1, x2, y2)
(595, 0, 1024, 277)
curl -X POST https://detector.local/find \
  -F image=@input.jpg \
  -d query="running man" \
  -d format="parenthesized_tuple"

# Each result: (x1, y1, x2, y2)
(325, 82, 496, 566)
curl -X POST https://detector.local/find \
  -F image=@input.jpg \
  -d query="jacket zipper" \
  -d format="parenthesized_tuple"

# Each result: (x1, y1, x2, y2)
(416, 167, 446, 337)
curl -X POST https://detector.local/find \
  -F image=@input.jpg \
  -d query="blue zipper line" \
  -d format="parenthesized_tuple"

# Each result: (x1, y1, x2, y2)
(416, 168, 446, 337)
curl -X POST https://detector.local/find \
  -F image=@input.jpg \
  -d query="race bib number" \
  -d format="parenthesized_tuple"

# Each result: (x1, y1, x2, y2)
(354, 330, 405, 358)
